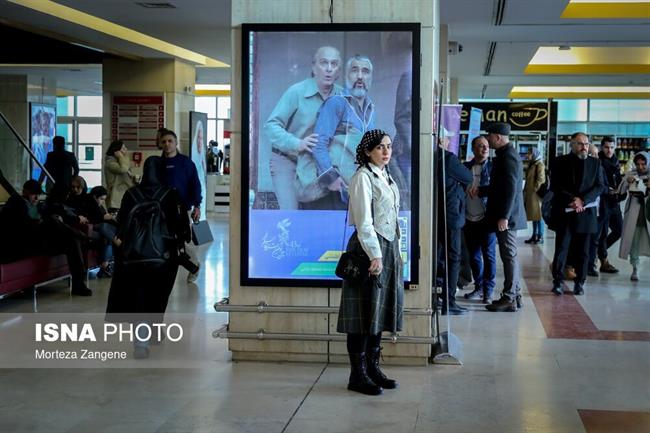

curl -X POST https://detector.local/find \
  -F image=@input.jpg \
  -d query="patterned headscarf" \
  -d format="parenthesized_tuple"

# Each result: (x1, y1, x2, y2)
(354, 129, 393, 184)
(530, 148, 542, 162)
(355, 129, 389, 166)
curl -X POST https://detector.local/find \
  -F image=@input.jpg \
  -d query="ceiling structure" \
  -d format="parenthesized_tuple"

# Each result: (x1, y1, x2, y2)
(0, 0, 648, 99)
(440, 0, 650, 99)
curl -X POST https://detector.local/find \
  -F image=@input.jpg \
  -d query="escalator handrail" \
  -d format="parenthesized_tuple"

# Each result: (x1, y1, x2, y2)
(0, 110, 55, 184)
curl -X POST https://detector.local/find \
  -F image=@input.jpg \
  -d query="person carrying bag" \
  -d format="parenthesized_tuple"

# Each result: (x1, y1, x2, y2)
(336, 129, 403, 396)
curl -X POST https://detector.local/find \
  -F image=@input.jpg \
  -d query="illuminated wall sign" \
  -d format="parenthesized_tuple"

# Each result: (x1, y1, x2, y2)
(459, 102, 558, 131)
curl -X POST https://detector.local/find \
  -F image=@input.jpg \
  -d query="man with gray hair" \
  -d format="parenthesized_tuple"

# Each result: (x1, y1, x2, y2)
(548, 132, 605, 296)
(297, 55, 376, 209)
(264, 46, 342, 209)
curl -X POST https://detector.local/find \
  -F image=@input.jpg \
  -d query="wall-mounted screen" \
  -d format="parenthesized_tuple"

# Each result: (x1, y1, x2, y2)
(29, 103, 56, 181)
(241, 23, 420, 287)
(189, 111, 208, 221)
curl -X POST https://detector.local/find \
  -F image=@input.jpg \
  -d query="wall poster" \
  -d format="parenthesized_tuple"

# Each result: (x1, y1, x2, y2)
(241, 23, 421, 287)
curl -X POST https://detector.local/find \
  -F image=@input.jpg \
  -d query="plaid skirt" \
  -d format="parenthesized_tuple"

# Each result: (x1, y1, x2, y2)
(337, 231, 403, 335)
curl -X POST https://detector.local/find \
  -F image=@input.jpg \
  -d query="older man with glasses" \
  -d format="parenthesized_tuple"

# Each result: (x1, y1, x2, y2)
(548, 132, 605, 296)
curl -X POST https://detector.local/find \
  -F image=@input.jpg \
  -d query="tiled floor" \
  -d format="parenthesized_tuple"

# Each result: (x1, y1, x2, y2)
(0, 216, 648, 433)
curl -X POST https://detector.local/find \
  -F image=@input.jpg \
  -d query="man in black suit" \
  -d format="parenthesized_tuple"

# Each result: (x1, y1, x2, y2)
(37, 135, 79, 202)
(471, 122, 527, 312)
(549, 132, 605, 296)
(437, 140, 473, 315)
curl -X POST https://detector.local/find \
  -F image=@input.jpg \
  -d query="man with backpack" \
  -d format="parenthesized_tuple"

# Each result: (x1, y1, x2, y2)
(159, 129, 202, 283)
(106, 156, 190, 359)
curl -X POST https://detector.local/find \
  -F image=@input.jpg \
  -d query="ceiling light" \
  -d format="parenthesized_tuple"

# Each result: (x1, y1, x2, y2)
(508, 86, 650, 99)
(195, 84, 231, 96)
(561, 0, 650, 19)
(525, 46, 650, 74)
(7, 0, 228, 67)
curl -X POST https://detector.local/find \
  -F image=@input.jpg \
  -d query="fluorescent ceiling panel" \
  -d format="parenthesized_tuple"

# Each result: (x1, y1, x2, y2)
(7, 0, 229, 67)
(509, 86, 650, 98)
(525, 46, 650, 74)
(561, 0, 650, 19)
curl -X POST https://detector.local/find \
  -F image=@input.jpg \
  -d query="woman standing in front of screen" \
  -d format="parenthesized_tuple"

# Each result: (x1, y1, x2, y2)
(337, 129, 403, 396)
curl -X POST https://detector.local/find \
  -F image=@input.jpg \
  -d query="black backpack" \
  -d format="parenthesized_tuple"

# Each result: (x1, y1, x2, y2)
(121, 187, 174, 268)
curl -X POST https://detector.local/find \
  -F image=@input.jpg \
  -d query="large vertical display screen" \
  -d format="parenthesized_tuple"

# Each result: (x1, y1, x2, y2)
(29, 103, 56, 181)
(241, 23, 420, 287)
(189, 111, 208, 221)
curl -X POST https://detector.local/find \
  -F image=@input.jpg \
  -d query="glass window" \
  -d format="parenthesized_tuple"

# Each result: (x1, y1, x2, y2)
(56, 123, 73, 143)
(79, 170, 102, 188)
(56, 96, 74, 116)
(208, 119, 217, 144)
(195, 97, 217, 118)
(217, 120, 224, 145)
(78, 123, 102, 143)
(76, 96, 103, 117)
(217, 96, 231, 119)
(557, 99, 588, 122)
(78, 145, 102, 170)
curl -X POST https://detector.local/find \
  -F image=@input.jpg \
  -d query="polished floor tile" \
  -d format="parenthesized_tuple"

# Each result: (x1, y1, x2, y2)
(0, 219, 648, 433)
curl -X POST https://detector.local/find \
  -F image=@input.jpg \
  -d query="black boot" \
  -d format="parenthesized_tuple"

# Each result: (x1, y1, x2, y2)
(348, 353, 382, 395)
(524, 235, 536, 244)
(366, 346, 397, 389)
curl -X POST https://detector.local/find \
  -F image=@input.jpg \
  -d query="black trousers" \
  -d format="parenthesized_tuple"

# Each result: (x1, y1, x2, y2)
(553, 225, 590, 285)
(346, 333, 381, 354)
(437, 226, 462, 302)
(598, 206, 623, 259)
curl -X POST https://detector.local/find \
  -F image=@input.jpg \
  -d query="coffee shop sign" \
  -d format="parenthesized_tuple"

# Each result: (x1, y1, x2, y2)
(460, 103, 556, 131)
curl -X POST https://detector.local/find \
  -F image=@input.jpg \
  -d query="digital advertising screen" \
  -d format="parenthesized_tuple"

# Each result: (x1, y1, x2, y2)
(241, 23, 420, 287)
(29, 103, 56, 181)
(189, 111, 208, 221)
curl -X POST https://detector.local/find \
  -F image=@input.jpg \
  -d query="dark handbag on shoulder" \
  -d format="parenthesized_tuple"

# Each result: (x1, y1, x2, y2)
(335, 198, 371, 285)
(335, 250, 370, 285)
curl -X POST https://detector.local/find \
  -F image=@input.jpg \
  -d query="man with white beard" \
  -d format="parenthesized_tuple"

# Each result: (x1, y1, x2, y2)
(297, 55, 377, 210)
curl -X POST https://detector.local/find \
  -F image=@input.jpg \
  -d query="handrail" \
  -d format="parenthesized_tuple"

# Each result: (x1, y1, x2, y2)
(0, 110, 55, 183)
(214, 299, 433, 316)
(212, 325, 436, 344)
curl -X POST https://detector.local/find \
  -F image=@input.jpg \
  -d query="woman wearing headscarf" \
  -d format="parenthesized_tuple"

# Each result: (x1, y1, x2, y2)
(104, 140, 136, 211)
(524, 148, 546, 244)
(618, 151, 650, 281)
(106, 156, 190, 358)
(337, 129, 402, 396)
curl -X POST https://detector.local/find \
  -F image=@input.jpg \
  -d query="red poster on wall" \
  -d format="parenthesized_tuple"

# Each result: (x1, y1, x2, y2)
(111, 94, 165, 149)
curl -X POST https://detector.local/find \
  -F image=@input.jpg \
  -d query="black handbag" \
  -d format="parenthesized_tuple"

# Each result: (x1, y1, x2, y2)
(335, 251, 370, 285)
(335, 202, 371, 284)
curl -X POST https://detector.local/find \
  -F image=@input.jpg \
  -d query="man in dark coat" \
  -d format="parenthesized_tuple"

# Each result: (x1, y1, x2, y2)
(473, 122, 527, 312)
(596, 136, 625, 273)
(549, 132, 605, 296)
(37, 135, 79, 202)
(437, 142, 473, 315)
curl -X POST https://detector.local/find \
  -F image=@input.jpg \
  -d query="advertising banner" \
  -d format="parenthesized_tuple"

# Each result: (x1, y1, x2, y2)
(441, 104, 462, 155)
(465, 107, 483, 161)
(29, 103, 56, 181)
(189, 111, 208, 221)
(242, 23, 420, 287)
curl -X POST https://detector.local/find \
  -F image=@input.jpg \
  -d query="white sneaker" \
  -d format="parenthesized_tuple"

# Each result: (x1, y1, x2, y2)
(187, 262, 200, 283)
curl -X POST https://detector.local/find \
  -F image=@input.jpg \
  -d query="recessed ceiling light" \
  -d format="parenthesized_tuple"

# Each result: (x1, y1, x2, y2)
(525, 46, 650, 74)
(561, 0, 650, 19)
(509, 86, 650, 98)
